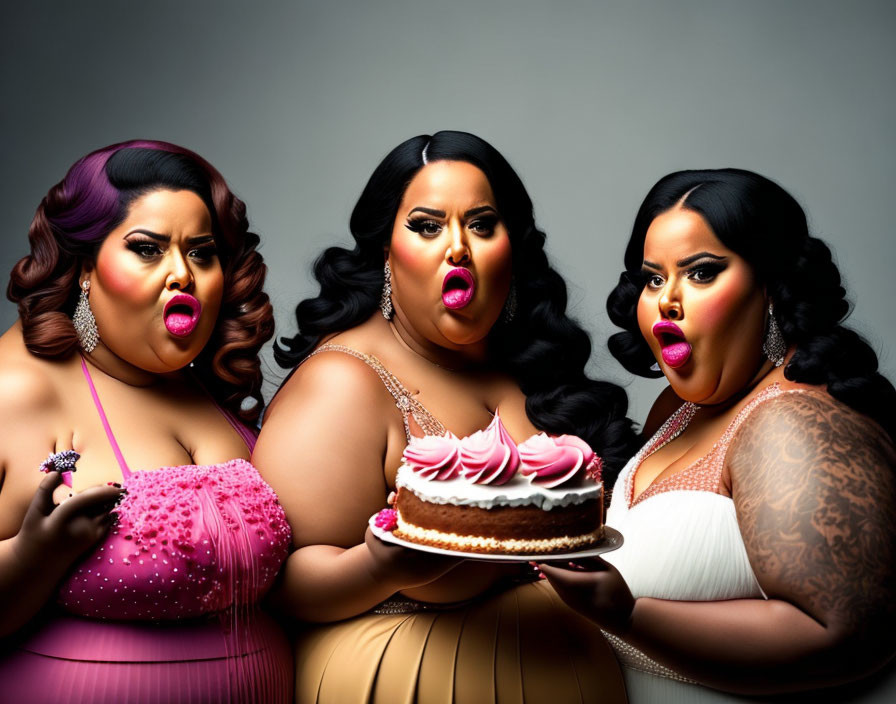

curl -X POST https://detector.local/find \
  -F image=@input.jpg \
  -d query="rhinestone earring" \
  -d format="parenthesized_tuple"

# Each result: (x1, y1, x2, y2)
(762, 302, 785, 367)
(73, 279, 99, 352)
(380, 261, 394, 320)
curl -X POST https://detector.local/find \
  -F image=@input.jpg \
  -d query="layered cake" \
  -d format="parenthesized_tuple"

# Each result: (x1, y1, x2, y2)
(380, 414, 604, 555)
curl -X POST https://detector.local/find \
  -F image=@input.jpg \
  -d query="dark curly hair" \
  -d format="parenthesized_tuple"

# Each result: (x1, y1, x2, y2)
(607, 167, 896, 440)
(7, 140, 273, 425)
(275, 131, 637, 477)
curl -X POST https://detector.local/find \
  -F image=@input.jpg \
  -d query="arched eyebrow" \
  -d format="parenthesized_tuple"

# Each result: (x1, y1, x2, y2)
(642, 252, 727, 270)
(676, 251, 726, 267)
(408, 207, 445, 217)
(126, 229, 214, 245)
(407, 205, 498, 218)
(464, 206, 498, 217)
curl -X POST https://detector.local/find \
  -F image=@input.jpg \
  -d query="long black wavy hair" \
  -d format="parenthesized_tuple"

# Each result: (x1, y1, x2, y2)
(275, 131, 637, 476)
(606, 168, 896, 440)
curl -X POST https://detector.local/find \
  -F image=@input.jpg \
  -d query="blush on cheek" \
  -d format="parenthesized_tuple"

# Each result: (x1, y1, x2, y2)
(95, 254, 150, 302)
(389, 236, 430, 276)
(695, 285, 748, 333)
(484, 236, 511, 263)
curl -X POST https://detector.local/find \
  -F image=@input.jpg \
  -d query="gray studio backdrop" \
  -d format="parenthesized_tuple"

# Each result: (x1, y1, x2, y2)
(2, 0, 893, 425)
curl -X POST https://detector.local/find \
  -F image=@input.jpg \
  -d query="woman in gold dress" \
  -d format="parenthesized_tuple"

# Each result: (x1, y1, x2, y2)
(253, 131, 638, 703)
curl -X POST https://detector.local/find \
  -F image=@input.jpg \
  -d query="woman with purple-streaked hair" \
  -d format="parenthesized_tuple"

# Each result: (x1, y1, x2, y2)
(0, 140, 292, 703)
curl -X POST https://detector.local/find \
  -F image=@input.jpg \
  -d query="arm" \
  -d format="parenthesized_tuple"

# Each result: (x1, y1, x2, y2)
(542, 392, 896, 694)
(253, 353, 459, 623)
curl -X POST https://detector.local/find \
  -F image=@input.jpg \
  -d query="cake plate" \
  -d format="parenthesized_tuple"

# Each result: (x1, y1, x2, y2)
(369, 515, 623, 563)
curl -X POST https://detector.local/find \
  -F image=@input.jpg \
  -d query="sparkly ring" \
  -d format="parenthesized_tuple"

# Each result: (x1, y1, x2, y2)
(39, 450, 80, 488)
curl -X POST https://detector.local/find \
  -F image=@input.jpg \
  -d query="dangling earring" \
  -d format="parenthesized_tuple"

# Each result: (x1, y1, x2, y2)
(73, 279, 99, 352)
(762, 302, 785, 367)
(500, 280, 517, 323)
(380, 262, 394, 320)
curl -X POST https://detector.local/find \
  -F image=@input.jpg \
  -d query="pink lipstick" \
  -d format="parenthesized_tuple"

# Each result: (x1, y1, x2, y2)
(442, 268, 475, 310)
(163, 294, 201, 337)
(652, 321, 692, 368)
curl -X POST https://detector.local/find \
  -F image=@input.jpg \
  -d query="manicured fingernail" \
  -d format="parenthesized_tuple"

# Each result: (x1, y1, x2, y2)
(107, 482, 122, 488)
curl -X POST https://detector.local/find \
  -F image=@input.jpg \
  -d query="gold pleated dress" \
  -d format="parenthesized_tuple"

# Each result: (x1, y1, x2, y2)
(294, 580, 626, 704)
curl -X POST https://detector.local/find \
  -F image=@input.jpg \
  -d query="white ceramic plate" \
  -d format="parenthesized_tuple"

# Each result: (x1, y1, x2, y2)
(369, 514, 623, 563)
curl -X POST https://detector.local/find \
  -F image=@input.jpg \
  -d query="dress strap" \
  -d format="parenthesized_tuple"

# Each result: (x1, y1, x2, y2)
(628, 383, 791, 507)
(79, 356, 132, 479)
(212, 404, 258, 453)
(309, 343, 446, 440)
(188, 371, 258, 453)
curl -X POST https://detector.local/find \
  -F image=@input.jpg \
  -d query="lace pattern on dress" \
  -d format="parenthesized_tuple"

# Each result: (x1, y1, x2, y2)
(309, 344, 446, 440)
(628, 383, 785, 508)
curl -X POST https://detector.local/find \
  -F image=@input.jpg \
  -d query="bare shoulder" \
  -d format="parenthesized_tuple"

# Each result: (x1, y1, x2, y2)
(0, 349, 60, 430)
(730, 388, 895, 490)
(263, 349, 393, 423)
(254, 350, 397, 547)
(0, 332, 64, 517)
(729, 388, 896, 636)
(642, 385, 685, 438)
(255, 349, 396, 482)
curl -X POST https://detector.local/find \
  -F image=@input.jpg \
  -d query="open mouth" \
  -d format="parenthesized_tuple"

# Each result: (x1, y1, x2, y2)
(652, 321, 692, 369)
(163, 294, 202, 338)
(441, 268, 475, 310)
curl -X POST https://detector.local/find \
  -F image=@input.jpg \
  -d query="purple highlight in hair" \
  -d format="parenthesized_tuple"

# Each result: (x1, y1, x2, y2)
(49, 139, 180, 243)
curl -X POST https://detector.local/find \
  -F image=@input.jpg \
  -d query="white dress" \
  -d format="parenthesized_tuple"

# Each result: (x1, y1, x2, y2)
(602, 384, 896, 703)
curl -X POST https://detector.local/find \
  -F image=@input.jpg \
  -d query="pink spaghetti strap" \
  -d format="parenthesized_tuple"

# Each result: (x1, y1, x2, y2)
(187, 371, 258, 453)
(80, 356, 132, 479)
(214, 402, 258, 453)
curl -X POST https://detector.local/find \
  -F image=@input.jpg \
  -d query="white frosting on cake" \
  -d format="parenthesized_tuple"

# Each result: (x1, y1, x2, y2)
(395, 463, 602, 510)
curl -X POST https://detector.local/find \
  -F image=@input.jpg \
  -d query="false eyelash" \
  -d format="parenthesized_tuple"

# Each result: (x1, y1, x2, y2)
(468, 215, 498, 232)
(126, 240, 162, 257)
(404, 218, 442, 235)
(189, 246, 218, 260)
(686, 262, 726, 278)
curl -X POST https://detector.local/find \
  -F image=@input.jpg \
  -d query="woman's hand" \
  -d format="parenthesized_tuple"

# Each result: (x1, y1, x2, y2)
(538, 556, 635, 635)
(0, 472, 124, 636)
(364, 526, 464, 591)
(14, 471, 123, 569)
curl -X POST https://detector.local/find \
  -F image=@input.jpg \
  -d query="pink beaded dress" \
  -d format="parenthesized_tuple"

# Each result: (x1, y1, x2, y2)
(0, 359, 293, 704)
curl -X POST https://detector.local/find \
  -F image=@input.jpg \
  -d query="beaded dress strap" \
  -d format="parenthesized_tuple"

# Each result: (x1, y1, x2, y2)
(79, 356, 132, 479)
(628, 383, 789, 508)
(309, 344, 446, 440)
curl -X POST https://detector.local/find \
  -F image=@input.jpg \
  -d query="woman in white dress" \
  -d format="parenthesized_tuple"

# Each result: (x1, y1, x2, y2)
(541, 168, 896, 702)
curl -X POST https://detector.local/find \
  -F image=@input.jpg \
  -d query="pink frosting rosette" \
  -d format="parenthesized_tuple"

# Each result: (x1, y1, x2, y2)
(402, 431, 463, 480)
(518, 433, 602, 488)
(459, 413, 520, 485)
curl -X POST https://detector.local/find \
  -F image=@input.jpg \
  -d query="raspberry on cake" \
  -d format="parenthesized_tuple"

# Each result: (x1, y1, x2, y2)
(391, 414, 605, 555)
